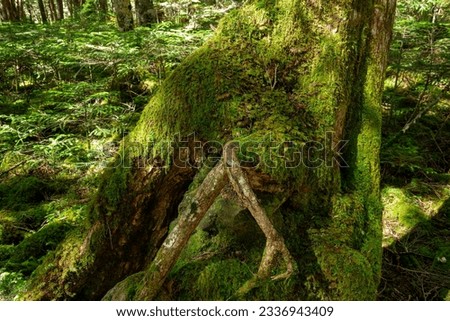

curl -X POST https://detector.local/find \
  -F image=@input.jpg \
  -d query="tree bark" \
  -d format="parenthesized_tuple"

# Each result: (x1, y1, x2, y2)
(48, 0, 57, 21)
(26, 0, 397, 301)
(56, 0, 64, 20)
(113, 0, 134, 31)
(1, 0, 19, 21)
(37, 0, 48, 23)
(134, 0, 155, 27)
(136, 162, 228, 300)
(98, 0, 108, 17)
(1, 0, 12, 21)
(17, 0, 26, 21)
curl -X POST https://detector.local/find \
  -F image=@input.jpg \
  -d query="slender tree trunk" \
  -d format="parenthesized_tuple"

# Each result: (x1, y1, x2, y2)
(68, 0, 81, 17)
(48, 0, 57, 21)
(98, 0, 108, 16)
(1, 0, 19, 21)
(340, 0, 397, 291)
(1, 0, 11, 21)
(17, 0, 26, 21)
(37, 0, 48, 23)
(9, 0, 18, 21)
(25, 1, 32, 22)
(67, 0, 73, 16)
(26, 0, 397, 301)
(56, 0, 64, 20)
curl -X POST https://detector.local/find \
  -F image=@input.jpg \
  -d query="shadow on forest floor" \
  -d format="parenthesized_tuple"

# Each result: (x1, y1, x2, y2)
(378, 196, 450, 300)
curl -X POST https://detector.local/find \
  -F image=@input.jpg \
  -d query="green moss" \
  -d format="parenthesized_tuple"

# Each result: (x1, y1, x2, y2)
(102, 271, 145, 301)
(382, 187, 429, 243)
(0, 176, 52, 211)
(0, 205, 49, 245)
(180, 229, 209, 259)
(1, 222, 72, 276)
(21, 0, 387, 301)
(303, 192, 381, 300)
(9, 223, 72, 264)
(0, 245, 14, 262)
(22, 227, 92, 300)
(194, 259, 253, 300)
(95, 164, 131, 215)
(310, 239, 376, 300)
(121, 0, 342, 186)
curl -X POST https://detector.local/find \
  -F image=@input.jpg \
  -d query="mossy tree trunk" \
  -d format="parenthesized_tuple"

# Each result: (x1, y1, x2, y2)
(26, 0, 396, 301)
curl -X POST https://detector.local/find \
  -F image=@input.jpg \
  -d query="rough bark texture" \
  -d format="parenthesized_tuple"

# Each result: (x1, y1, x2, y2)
(103, 143, 295, 300)
(113, 0, 134, 31)
(135, 162, 227, 300)
(135, 0, 155, 27)
(224, 143, 295, 281)
(26, 0, 396, 301)
(48, 0, 57, 21)
(25, 146, 198, 300)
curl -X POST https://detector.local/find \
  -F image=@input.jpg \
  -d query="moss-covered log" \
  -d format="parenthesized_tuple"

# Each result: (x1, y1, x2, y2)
(26, 0, 396, 300)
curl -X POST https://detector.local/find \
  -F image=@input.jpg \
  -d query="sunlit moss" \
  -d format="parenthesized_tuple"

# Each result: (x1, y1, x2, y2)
(382, 187, 429, 246)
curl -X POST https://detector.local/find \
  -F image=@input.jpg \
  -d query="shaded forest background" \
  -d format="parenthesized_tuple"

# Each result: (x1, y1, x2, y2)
(0, 0, 449, 300)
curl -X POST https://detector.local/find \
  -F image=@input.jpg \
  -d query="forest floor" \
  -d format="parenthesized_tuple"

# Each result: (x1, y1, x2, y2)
(0, 7, 449, 300)
(378, 174, 450, 300)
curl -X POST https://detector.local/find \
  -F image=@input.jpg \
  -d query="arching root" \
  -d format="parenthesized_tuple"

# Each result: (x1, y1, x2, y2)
(224, 142, 296, 296)
(134, 142, 296, 300)
(136, 162, 228, 300)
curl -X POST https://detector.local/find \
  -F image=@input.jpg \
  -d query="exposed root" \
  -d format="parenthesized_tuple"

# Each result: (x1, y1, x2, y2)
(136, 162, 227, 300)
(135, 142, 296, 300)
(224, 142, 296, 296)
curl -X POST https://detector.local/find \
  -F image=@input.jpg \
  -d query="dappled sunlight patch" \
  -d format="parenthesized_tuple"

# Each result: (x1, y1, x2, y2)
(382, 187, 430, 246)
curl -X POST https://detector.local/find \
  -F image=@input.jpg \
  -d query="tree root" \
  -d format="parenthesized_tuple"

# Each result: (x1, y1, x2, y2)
(135, 142, 296, 300)
(136, 162, 228, 300)
(224, 142, 296, 297)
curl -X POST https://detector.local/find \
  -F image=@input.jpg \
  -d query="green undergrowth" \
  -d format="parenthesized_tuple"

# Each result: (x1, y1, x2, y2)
(379, 182, 450, 300)
(95, 0, 345, 220)
(0, 15, 218, 300)
(376, 0, 450, 300)
(3, 0, 448, 301)
(165, 225, 301, 300)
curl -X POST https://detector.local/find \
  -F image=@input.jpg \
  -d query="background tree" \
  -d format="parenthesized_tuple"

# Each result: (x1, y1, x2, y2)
(1, 0, 448, 302)
(48, 0, 57, 21)
(37, 0, 47, 23)
(98, 0, 107, 17)
(0, 0, 25, 21)
(378, 0, 450, 300)
(56, 0, 63, 20)
(135, 0, 155, 27)
(113, 0, 134, 31)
